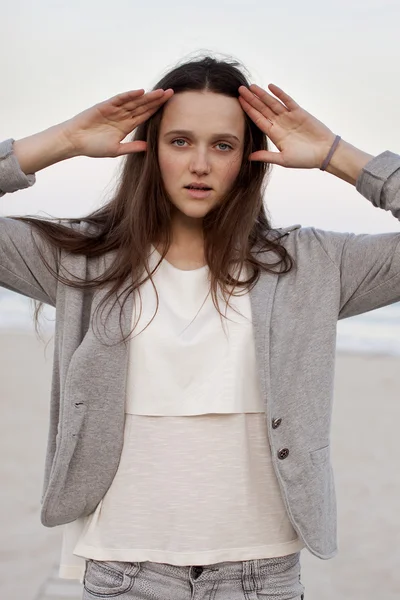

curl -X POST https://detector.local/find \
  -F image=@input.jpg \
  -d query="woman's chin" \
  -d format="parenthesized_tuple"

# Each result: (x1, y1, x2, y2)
(172, 201, 215, 219)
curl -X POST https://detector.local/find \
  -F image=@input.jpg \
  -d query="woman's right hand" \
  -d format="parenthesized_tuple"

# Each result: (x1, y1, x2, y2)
(62, 88, 174, 159)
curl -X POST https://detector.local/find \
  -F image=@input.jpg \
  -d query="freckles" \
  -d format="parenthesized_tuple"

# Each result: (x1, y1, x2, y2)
(221, 168, 238, 187)
(225, 154, 242, 175)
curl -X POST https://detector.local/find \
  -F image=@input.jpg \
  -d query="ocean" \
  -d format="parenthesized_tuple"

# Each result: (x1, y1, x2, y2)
(1, 287, 400, 357)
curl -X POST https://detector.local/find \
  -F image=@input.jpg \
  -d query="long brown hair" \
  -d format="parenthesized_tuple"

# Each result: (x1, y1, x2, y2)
(8, 53, 294, 344)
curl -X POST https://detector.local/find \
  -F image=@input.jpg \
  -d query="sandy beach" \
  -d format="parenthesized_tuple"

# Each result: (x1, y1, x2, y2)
(1, 330, 400, 600)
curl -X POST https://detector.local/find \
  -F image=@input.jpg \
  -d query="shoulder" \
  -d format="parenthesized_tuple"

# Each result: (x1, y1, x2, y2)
(56, 219, 99, 234)
(265, 223, 302, 242)
(266, 224, 337, 245)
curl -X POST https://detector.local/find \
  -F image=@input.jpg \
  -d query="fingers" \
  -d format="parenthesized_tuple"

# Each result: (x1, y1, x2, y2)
(265, 84, 299, 111)
(238, 87, 277, 124)
(127, 94, 173, 126)
(238, 96, 274, 133)
(116, 140, 148, 157)
(117, 88, 174, 112)
(239, 83, 299, 118)
(113, 88, 168, 106)
(113, 89, 146, 106)
(248, 84, 288, 114)
(248, 149, 284, 166)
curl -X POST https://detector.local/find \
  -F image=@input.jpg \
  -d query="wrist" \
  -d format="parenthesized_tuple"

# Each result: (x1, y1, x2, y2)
(13, 122, 79, 175)
(324, 138, 374, 185)
(55, 121, 83, 160)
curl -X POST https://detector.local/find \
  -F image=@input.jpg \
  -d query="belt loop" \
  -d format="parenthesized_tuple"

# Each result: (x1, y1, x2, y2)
(242, 559, 261, 594)
(126, 562, 141, 577)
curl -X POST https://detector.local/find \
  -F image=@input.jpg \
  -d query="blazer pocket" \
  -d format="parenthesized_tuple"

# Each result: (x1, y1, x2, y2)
(310, 445, 330, 466)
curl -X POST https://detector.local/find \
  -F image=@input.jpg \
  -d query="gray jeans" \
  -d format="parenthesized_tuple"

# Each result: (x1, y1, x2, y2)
(82, 552, 305, 599)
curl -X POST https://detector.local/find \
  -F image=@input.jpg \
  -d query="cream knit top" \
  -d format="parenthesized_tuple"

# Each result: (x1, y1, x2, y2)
(59, 245, 303, 582)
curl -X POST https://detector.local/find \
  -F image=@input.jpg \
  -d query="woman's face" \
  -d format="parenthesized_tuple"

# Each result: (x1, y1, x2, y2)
(158, 90, 246, 221)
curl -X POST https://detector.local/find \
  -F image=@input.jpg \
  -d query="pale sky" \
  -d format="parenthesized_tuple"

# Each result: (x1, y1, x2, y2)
(1, 0, 399, 234)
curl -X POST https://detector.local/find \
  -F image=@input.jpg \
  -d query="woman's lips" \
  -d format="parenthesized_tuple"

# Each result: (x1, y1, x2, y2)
(184, 187, 213, 199)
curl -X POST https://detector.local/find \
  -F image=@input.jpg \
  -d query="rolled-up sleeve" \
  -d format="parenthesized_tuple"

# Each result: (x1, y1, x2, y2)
(0, 138, 36, 196)
(309, 151, 400, 319)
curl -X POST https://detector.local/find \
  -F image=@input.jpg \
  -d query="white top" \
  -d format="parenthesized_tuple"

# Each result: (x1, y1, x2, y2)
(59, 245, 303, 582)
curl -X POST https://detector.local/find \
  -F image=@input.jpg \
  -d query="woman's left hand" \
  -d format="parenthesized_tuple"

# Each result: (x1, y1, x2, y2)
(238, 83, 338, 169)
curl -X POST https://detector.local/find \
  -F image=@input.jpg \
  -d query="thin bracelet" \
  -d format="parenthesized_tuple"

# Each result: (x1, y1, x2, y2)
(320, 135, 342, 171)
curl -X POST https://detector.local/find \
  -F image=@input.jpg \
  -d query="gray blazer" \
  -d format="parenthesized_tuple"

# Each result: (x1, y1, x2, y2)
(1, 137, 400, 560)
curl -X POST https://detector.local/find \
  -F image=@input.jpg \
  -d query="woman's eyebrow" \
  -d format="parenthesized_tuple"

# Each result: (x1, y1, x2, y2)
(164, 129, 240, 142)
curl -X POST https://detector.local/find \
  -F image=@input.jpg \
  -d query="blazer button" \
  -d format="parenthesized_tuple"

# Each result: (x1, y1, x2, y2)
(272, 418, 282, 429)
(278, 448, 289, 460)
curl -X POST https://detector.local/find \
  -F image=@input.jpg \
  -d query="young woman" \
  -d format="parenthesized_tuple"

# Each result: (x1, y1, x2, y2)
(1, 55, 399, 600)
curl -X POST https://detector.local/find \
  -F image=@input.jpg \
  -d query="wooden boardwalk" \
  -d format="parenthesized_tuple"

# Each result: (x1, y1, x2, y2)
(34, 564, 82, 600)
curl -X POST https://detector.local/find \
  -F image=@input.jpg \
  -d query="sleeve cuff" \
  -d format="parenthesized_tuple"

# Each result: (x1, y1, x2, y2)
(0, 138, 36, 196)
(355, 150, 400, 208)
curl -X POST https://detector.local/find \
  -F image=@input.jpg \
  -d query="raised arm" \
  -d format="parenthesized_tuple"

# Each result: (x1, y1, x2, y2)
(0, 86, 174, 196)
(238, 82, 400, 318)
(12, 123, 77, 176)
(0, 87, 174, 304)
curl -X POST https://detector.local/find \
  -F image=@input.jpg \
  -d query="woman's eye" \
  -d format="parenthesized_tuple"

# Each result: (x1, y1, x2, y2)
(172, 139, 187, 147)
(217, 143, 232, 151)
(171, 139, 232, 151)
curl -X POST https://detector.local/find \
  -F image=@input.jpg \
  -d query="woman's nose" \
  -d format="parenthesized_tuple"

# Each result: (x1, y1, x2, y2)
(189, 152, 211, 175)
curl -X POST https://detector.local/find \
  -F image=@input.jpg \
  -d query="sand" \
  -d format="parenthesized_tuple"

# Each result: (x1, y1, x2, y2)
(0, 330, 399, 600)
